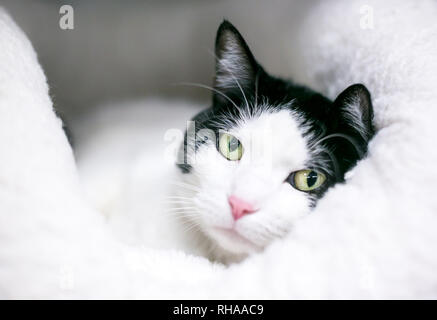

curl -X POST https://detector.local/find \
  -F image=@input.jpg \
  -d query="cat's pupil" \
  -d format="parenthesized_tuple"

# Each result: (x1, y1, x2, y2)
(228, 137, 239, 152)
(306, 171, 318, 187)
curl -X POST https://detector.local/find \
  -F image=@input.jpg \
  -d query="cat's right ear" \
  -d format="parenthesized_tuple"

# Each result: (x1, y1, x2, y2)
(213, 20, 259, 107)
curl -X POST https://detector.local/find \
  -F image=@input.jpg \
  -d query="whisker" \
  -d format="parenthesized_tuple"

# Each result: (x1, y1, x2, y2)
(169, 181, 200, 192)
(163, 202, 194, 207)
(182, 222, 202, 234)
(162, 198, 193, 203)
(313, 133, 364, 158)
(173, 82, 241, 113)
(207, 49, 250, 113)
(254, 69, 260, 116)
(163, 210, 200, 219)
(164, 213, 200, 220)
(165, 206, 198, 212)
(320, 148, 341, 180)
(164, 196, 195, 200)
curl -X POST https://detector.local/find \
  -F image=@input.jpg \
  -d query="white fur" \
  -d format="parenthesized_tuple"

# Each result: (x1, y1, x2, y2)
(75, 104, 315, 263)
(74, 100, 209, 257)
(344, 99, 369, 140)
(178, 108, 313, 261)
(1, 0, 437, 299)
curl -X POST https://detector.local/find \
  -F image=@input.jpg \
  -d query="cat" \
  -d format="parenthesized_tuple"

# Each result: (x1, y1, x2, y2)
(173, 20, 374, 263)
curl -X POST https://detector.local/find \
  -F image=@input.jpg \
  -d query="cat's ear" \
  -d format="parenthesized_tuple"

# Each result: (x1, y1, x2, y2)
(213, 20, 258, 106)
(330, 84, 374, 141)
(325, 84, 374, 177)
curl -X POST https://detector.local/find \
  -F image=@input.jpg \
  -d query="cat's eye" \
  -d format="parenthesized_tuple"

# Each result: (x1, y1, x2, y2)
(288, 170, 326, 192)
(218, 133, 244, 161)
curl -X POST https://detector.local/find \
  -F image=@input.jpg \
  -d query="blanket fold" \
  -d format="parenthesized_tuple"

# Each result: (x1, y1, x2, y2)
(0, 0, 436, 298)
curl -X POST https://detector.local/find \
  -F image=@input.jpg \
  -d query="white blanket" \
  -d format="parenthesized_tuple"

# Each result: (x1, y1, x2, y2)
(0, 0, 436, 299)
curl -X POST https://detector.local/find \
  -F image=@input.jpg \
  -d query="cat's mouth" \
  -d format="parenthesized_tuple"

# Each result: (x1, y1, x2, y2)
(210, 226, 262, 254)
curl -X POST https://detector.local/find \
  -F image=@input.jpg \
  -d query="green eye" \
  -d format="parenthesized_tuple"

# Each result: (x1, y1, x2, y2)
(218, 133, 244, 161)
(290, 170, 326, 192)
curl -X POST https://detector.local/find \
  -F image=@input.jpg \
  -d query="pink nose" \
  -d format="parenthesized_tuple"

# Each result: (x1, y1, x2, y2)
(228, 195, 256, 220)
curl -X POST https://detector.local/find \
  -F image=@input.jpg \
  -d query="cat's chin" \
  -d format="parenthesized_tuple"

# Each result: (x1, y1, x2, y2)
(207, 226, 262, 256)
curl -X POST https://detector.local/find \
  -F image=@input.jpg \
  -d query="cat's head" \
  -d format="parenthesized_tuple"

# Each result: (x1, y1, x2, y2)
(177, 21, 374, 259)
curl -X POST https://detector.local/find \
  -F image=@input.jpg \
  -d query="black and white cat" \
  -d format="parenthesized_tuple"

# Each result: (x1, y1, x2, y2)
(77, 21, 374, 264)
(173, 21, 374, 262)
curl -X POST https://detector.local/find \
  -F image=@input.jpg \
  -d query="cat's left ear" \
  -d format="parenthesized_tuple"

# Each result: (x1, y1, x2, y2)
(213, 20, 259, 106)
(330, 84, 374, 141)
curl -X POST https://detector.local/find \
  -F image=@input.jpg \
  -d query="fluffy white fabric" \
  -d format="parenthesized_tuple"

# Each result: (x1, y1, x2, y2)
(1, 0, 437, 298)
(74, 100, 209, 257)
